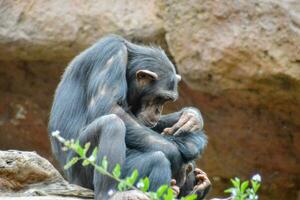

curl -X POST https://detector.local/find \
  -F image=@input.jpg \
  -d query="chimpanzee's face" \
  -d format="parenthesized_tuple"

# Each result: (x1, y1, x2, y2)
(136, 90, 176, 127)
(131, 69, 180, 127)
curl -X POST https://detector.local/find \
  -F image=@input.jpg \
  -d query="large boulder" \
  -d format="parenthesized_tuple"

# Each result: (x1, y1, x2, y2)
(0, 150, 93, 198)
(163, 0, 300, 199)
(0, 0, 164, 61)
(0, 150, 150, 200)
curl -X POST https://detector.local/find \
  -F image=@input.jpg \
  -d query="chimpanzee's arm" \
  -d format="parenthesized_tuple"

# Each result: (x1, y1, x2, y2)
(152, 111, 182, 133)
(153, 107, 204, 135)
(112, 105, 184, 167)
(112, 105, 206, 168)
(169, 130, 207, 162)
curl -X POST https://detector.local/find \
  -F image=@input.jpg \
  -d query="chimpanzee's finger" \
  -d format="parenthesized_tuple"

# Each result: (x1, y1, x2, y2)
(173, 119, 195, 136)
(194, 167, 206, 174)
(167, 115, 190, 134)
(190, 124, 201, 132)
(170, 179, 177, 186)
(193, 179, 211, 191)
(171, 185, 180, 197)
(194, 168, 207, 175)
(196, 174, 207, 182)
(162, 128, 173, 135)
(194, 168, 201, 174)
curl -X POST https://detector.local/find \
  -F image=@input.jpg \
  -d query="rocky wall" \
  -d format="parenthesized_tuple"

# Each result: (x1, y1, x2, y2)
(0, 0, 299, 199)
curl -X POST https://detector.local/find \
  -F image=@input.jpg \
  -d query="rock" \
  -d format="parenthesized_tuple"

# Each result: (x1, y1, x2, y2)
(0, 0, 164, 61)
(0, 150, 152, 200)
(110, 190, 149, 200)
(164, 0, 300, 94)
(0, 198, 89, 200)
(0, 150, 94, 198)
(0, 61, 64, 165)
(163, 0, 300, 199)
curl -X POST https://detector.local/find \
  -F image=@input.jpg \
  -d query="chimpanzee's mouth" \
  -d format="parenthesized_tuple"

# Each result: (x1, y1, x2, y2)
(137, 114, 158, 128)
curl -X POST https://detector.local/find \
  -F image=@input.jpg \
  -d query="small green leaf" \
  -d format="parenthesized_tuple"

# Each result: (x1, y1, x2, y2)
(117, 181, 127, 191)
(92, 147, 98, 159)
(131, 169, 138, 180)
(64, 157, 79, 170)
(141, 177, 150, 192)
(231, 177, 240, 189)
(75, 140, 84, 157)
(252, 181, 260, 193)
(82, 159, 90, 166)
(163, 188, 174, 200)
(126, 169, 139, 186)
(156, 185, 168, 197)
(241, 181, 249, 193)
(101, 156, 108, 171)
(112, 164, 121, 178)
(83, 142, 91, 156)
(224, 188, 234, 194)
(182, 194, 197, 200)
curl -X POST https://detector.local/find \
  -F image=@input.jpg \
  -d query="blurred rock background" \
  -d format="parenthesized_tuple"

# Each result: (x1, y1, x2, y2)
(0, 0, 299, 199)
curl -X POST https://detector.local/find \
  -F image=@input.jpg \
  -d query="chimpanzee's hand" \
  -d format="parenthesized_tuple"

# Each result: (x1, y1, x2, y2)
(192, 168, 211, 199)
(193, 168, 211, 193)
(163, 107, 204, 136)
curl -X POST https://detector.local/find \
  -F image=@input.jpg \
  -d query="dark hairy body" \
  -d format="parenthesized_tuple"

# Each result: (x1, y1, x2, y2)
(48, 35, 210, 200)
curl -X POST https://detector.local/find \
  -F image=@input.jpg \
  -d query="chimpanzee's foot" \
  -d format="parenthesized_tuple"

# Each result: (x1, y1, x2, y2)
(192, 168, 211, 199)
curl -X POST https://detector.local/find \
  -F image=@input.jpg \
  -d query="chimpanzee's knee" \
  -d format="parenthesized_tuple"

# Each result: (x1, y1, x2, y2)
(101, 114, 125, 135)
(90, 114, 125, 140)
(149, 151, 170, 168)
(147, 151, 172, 191)
(93, 114, 126, 199)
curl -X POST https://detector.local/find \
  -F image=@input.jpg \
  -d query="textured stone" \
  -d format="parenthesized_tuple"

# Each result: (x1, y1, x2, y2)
(0, 0, 164, 61)
(0, 61, 65, 164)
(0, 0, 299, 199)
(0, 150, 149, 200)
(0, 150, 93, 198)
(163, 0, 300, 199)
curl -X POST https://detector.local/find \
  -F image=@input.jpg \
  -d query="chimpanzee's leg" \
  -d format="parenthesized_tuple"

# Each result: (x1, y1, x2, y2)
(93, 115, 126, 199)
(122, 149, 172, 191)
(67, 114, 126, 200)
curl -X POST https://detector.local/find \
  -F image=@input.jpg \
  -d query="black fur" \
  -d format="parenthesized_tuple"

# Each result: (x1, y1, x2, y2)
(48, 35, 207, 199)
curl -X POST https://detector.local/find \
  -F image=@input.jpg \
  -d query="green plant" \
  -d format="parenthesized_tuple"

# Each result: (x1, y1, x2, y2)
(52, 131, 197, 200)
(224, 175, 261, 200)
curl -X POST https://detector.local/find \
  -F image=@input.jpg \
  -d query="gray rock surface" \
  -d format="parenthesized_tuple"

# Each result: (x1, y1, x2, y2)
(0, 150, 93, 198)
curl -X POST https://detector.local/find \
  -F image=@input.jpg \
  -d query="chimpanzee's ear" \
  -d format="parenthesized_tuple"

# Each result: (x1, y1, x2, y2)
(136, 70, 158, 87)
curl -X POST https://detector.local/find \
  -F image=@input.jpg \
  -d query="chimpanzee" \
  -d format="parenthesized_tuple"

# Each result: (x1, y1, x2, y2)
(48, 35, 210, 200)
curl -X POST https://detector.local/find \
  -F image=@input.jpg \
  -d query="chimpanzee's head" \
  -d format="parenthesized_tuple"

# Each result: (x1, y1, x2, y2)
(125, 43, 181, 127)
